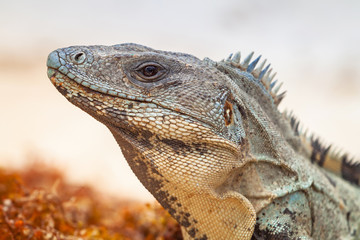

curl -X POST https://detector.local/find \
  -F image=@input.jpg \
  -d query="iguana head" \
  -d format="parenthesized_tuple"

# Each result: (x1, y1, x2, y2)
(47, 43, 250, 187)
(47, 43, 296, 239)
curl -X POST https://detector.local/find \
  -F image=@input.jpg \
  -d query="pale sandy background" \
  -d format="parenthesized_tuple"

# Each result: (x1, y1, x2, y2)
(1, 0, 359, 201)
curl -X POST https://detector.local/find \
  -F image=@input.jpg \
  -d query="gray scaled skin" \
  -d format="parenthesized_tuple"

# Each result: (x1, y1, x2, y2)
(47, 43, 360, 240)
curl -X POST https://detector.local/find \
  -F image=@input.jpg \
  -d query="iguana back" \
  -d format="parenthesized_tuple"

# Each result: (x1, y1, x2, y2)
(47, 44, 360, 239)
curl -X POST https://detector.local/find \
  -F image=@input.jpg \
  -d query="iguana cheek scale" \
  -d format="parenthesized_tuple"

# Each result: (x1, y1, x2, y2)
(47, 44, 360, 239)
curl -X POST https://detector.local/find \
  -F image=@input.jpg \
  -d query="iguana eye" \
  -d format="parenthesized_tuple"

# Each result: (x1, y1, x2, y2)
(134, 62, 167, 82)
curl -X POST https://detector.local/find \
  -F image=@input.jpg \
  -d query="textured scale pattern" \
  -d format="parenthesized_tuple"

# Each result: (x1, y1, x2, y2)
(47, 43, 360, 239)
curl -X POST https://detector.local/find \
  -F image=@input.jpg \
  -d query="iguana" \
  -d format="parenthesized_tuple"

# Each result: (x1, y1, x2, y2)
(47, 44, 360, 239)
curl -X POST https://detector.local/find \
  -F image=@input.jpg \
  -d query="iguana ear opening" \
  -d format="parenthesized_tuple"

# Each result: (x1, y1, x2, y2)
(224, 100, 234, 126)
(223, 94, 247, 146)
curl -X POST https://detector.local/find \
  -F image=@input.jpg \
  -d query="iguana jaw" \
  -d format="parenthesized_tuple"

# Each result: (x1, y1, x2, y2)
(47, 50, 222, 132)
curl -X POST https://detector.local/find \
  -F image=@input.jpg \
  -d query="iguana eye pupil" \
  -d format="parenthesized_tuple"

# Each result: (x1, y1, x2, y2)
(134, 62, 167, 82)
(142, 65, 159, 77)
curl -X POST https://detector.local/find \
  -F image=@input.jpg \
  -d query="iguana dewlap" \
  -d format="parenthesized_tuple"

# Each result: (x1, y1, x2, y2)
(47, 44, 360, 239)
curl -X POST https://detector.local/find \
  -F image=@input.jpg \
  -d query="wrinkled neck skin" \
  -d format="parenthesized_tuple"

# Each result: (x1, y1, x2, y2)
(108, 62, 315, 239)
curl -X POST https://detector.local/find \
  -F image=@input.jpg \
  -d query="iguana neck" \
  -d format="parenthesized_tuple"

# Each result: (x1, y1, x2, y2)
(109, 126, 257, 239)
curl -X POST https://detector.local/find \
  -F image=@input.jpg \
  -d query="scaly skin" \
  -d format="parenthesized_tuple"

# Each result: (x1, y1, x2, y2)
(47, 44, 360, 239)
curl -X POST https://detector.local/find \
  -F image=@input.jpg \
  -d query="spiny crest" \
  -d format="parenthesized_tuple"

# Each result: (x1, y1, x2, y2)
(222, 51, 286, 105)
(283, 110, 308, 138)
(342, 155, 360, 185)
(283, 110, 360, 186)
(284, 109, 337, 158)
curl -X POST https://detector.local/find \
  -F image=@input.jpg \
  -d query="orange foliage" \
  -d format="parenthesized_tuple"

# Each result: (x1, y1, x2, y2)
(0, 163, 182, 240)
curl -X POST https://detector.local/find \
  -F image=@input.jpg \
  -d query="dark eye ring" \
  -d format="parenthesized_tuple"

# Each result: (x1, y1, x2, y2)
(134, 62, 166, 82)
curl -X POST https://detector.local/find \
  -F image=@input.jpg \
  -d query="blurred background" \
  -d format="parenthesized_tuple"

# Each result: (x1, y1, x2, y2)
(1, 0, 359, 202)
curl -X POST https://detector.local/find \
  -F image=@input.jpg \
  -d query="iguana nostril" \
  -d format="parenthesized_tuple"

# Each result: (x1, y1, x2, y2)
(73, 52, 86, 64)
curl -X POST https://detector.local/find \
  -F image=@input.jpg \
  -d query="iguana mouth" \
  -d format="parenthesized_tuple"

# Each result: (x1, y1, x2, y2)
(47, 66, 217, 133)
(47, 51, 219, 132)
